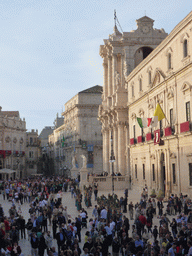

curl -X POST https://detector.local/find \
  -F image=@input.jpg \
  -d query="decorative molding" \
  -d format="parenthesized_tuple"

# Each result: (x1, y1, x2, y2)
(181, 81, 192, 94)
(131, 113, 136, 120)
(150, 154, 155, 159)
(13, 137, 17, 144)
(138, 108, 144, 117)
(180, 32, 189, 43)
(170, 152, 177, 158)
(186, 153, 192, 157)
(167, 86, 174, 99)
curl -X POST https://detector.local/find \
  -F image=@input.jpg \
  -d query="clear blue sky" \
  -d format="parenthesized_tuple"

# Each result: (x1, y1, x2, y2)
(1, 0, 191, 134)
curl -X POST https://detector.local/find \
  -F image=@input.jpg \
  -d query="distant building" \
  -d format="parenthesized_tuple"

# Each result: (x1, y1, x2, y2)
(25, 129, 40, 176)
(0, 107, 26, 179)
(49, 85, 103, 176)
(39, 126, 54, 150)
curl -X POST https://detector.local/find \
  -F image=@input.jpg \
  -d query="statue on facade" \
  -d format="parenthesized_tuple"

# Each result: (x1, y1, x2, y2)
(81, 155, 87, 169)
(115, 71, 121, 87)
(123, 60, 130, 79)
(72, 156, 76, 169)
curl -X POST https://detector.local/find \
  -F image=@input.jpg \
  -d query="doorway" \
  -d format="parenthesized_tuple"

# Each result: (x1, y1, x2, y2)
(160, 152, 166, 195)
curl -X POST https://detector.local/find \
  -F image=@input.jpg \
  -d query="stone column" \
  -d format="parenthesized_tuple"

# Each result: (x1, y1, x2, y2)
(113, 126, 118, 173)
(117, 122, 125, 175)
(112, 54, 117, 94)
(105, 128, 110, 174)
(108, 56, 112, 96)
(103, 62, 108, 98)
(102, 129, 106, 173)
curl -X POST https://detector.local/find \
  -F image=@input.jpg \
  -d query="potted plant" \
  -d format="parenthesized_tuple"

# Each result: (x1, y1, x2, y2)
(157, 190, 164, 201)
(150, 189, 156, 198)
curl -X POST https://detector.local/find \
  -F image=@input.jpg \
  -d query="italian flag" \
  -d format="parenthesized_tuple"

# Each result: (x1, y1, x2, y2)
(137, 117, 151, 128)
(137, 117, 158, 128)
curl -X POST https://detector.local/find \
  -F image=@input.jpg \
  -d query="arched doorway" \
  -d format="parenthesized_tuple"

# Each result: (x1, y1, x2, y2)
(160, 152, 166, 195)
(134, 47, 153, 67)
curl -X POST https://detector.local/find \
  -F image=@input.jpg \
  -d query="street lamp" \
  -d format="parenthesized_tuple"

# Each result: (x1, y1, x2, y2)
(109, 131, 115, 194)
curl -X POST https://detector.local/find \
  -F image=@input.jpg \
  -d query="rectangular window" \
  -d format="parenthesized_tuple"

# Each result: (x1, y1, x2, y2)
(135, 164, 137, 179)
(189, 163, 192, 186)
(29, 151, 33, 158)
(152, 164, 155, 181)
(30, 137, 33, 145)
(170, 108, 173, 127)
(139, 79, 142, 91)
(143, 164, 145, 180)
(133, 125, 136, 139)
(186, 101, 190, 121)
(172, 163, 176, 184)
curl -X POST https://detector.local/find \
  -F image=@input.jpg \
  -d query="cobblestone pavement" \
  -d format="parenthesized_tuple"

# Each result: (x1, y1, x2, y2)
(0, 187, 169, 255)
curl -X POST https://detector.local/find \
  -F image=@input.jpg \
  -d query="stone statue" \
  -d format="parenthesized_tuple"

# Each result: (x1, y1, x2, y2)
(81, 155, 87, 168)
(72, 156, 76, 169)
(115, 71, 120, 87)
(123, 60, 130, 79)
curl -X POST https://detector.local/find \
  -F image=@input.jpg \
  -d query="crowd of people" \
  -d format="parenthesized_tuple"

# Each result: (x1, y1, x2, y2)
(1, 177, 192, 256)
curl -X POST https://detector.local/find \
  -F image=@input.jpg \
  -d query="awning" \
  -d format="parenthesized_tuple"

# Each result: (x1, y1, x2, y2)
(0, 168, 16, 174)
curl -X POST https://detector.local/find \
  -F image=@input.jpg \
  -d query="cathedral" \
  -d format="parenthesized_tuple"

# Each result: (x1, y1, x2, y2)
(99, 12, 192, 197)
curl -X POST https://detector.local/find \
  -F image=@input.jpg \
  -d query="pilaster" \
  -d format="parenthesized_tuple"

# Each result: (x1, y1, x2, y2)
(117, 121, 126, 175)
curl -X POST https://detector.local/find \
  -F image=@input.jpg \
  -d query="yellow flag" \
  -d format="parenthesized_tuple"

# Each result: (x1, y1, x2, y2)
(154, 103, 165, 121)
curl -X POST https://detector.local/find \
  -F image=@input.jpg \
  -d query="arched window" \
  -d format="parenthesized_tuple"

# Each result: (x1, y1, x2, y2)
(148, 71, 151, 85)
(139, 78, 142, 91)
(183, 39, 188, 58)
(168, 53, 172, 70)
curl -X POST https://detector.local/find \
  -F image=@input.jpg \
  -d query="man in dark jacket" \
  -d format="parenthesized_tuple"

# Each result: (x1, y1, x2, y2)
(112, 236, 121, 256)
(31, 232, 39, 256)
(56, 228, 65, 255)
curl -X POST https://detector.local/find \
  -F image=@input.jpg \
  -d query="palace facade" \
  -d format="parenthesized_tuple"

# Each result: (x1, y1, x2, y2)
(49, 85, 103, 176)
(99, 12, 192, 197)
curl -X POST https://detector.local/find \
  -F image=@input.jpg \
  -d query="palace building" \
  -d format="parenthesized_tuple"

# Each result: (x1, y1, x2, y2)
(99, 12, 192, 197)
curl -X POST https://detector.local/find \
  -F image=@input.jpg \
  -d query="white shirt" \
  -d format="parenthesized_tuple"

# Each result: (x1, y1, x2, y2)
(104, 226, 112, 235)
(110, 221, 116, 231)
(100, 209, 107, 219)
(80, 212, 86, 218)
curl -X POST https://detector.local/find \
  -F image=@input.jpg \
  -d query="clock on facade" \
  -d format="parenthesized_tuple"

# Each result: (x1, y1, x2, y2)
(142, 25, 150, 34)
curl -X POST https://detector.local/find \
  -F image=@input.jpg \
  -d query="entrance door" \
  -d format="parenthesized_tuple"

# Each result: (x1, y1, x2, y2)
(163, 165, 166, 195)
(160, 153, 166, 195)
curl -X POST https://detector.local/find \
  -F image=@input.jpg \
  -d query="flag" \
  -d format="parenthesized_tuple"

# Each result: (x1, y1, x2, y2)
(62, 136, 65, 148)
(137, 117, 148, 128)
(154, 103, 165, 121)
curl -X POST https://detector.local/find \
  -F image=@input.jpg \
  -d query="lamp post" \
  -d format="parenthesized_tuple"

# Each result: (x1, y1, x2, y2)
(109, 131, 115, 194)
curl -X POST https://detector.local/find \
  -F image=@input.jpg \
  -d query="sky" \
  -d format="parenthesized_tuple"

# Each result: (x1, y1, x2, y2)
(0, 0, 192, 134)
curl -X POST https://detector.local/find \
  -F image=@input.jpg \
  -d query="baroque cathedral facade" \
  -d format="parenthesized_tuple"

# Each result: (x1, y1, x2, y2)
(99, 12, 192, 197)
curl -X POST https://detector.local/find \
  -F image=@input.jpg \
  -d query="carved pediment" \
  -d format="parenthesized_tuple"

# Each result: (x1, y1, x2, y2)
(138, 108, 144, 117)
(151, 68, 166, 88)
(157, 93, 164, 104)
(170, 152, 176, 158)
(181, 82, 192, 94)
(148, 98, 154, 109)
(167, 86, 174, 99)
(131, 113, 136, 120)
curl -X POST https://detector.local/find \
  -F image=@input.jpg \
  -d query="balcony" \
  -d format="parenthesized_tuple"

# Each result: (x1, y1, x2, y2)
(130, 138, 137, 145)
(137, 136, 145, 143)
(164, 127, 172, 136)
(180, 121, 190, 133)
(146, 133, 153, 141)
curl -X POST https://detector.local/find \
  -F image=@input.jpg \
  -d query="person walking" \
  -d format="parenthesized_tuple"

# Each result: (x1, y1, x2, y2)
(31, 232, 39, 256)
